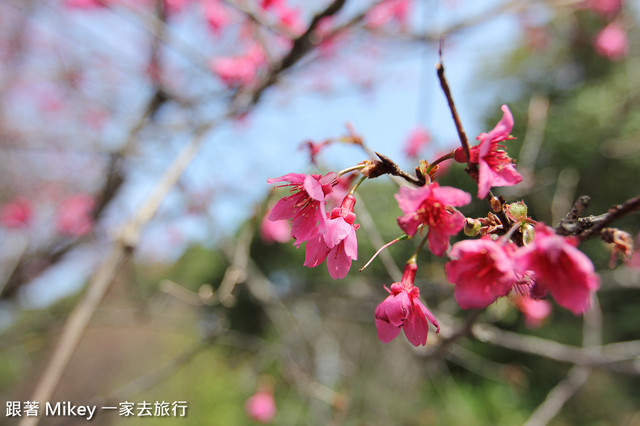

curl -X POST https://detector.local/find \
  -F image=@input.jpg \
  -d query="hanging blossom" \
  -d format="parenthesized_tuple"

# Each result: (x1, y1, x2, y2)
(365, 0, 411, 29)
(395, 182, 471, 256)
(594, 23, 628, 61)
(303, 194, 359, 279)
(210, 44, 266, 88)
(260, 210, 291, 245)
(202, 0, 231, 35)
(0, 197, 33, 230)
(513, 295, 552, 329)
(445, 237, 518, 309)
(403, 125, 431, 159)
(56, 194, 95, 237)
(514, 224, 600, 315)
(267, 172, 337, 244)
(454, 105, 522, 199)
(375, 262, 440, 347)
(245, 390, 276, 423)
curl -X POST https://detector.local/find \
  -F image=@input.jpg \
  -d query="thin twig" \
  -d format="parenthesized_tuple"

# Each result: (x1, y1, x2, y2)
(435, 54, 471, 168)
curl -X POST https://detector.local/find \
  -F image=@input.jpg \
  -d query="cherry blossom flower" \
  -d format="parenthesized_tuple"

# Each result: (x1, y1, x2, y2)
(514, 224, 600, 315)
(268, 172, 337, 244)
(55, 194, 95, 237)
(454, 105, 522, 199)
(403, 125, 431, 159)
(303, 194, 358, 279)
(445, 237, 517, 309)
(585, 0, 622, 17)
(63, 0, 108, 9)
(210, 45, 266, 88)
(260, 210, 291, 244)
(395, 182, 471, 256)
(514, 295, 551, 329)
(202, 0, 230, 35)
(0, 197, 32, 229)
(366, 0, 411, 29)
(594, 23, 628, 61)
(245, 391, 276, 423)
(375, 262, 440, 346)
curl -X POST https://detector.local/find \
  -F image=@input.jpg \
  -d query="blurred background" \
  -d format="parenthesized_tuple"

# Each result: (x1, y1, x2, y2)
(1, 0, 639, 424)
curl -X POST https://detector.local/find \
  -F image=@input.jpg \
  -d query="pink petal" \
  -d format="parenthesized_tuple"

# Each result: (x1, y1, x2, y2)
(304, 235, 329, 268)
(431, 184, 472, 207)
(326, 244, 352, 279)
(303, 174, 325, 201)
(488, 105, 514, 141)
(402, 300, 430, 346)
(375, 318, 402, 343)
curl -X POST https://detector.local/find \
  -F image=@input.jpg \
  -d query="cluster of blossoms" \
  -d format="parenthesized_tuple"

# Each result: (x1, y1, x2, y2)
(0, 193, 95, 237)
(267, 104, 602, 347)
(267, 172, 359, 279)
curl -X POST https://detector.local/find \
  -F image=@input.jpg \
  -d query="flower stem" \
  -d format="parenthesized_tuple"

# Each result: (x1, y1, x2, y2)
(360, 234, 408, 272)
(408, 231, 430, 264)
(426, 151, 456, 174)
(337, 164, 366, 177)
(349, 175, 367, 195)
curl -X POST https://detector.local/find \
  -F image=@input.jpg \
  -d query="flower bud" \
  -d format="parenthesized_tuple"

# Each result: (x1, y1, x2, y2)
(506, 201, 528, 222)
(464, 218, 482, 236)
(521, 223, 535, 245)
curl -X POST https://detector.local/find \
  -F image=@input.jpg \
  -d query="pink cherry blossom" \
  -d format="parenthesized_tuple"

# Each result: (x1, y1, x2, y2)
(454, 105, 522, 199)
(514, 295, 551, 329)
(303, 194, 358, 279)
(260, 210, 291, 244)
(202, 0, 230, 35)
(268, 172, 337, 244)
(274, 2, 304, 35)
(594, 23, 628, 61)
(375, 262, 440, 346)
(63, 0, 108, 9)
(366, 0, 411, 29)
(245, 391, 276, 423)
(585, 0, 622, 16)
(0, 197, 32, 229)
(445, 237, 517, 309)
(55, 194, 95, 237)
(514, 224, 600, 315)
(403, 125, 431, 159)
(395, 182, 471, 256)
(211, 45, 266, 88)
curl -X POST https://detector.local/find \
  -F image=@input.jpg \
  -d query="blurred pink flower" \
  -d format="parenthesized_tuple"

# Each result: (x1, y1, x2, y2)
(445, 237, 517, 309)
(274, 2, 304, 35)
(594, 23, 628, 61)
(245, 391, 276, 423)
(55, 194, 95, 237)
(514, 295, 551, 329)
(366, 0, 411, 29)
(585, 0, 622, 16)
(63, 0, 108, 9)
(455, 105, 522, 199)
(202, 0, 230, 35)
(268, 172, 337, 244)
(395, 182, 471, 256)
(514, 225, 600, 315)
(304, 194, 358, 279)
(260, 211, 291, 244)
(0, 197, 32, 229)
(375, 262, 440, 346)
(211, 45, 266, 88)
(403, 125, 431, 159)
